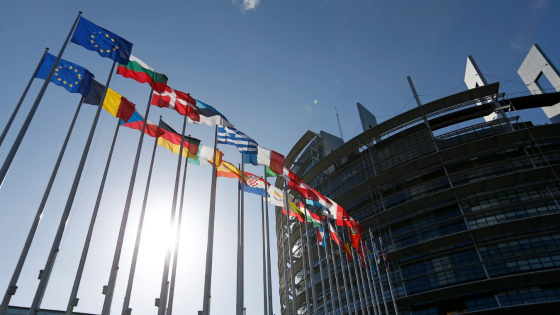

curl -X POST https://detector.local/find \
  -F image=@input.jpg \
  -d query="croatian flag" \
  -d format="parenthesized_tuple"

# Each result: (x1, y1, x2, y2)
(243, 172, 268, 197)
(217, 126, 258, 155)
(316, 226, 328, 248)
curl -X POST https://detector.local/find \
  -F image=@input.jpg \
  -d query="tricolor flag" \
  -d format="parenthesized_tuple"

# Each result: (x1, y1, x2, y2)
(316, 226, 328, 248)
(244, 146, 285, 176)
(117, 55, 168, 93)
(341, 229, 353, 262)
(243, 172, 268, 197)
(157, 120, 201, 160)
(196, 145, 224, 167)
(217, 126, 258, 155)
(152, 86, 199, 120)
(194, 99, 232, 127)
(282, 206, 305, 223)
(84, 80, 135, 123)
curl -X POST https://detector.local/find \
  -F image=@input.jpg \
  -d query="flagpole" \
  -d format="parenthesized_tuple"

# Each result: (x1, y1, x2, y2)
(236, 155, 245, 315)
(369, 231, 389, 315)
(380, 238, 399, 315)
(283, 182, 297, 315)
(297, 222, 310, 314)
(348, 232, 366, 315)
(263, 168, 274, 315)
(0, 12, 82, 188)
(316, 224, 328, 315)
(302, 204, 318, 314)
(157, 112, 189, 315)
(333, 225, 353, 315)
(66, 117, 122, 315)
(356, 246, 372, 315)
(167, 136, 191, 315)
(362, 240, 381, 315)
(279, 202, 290, 314)
(0, 95, 84, 315)
(120, 117, 161, 315)
(0, 48, 49, 148)
(327, 224, 343, 315)
(321, 218, 336, 314)
(260, 197, 268, 315)
(102, 88, 155, 315)
(29, 59, 117, 315)
(201, 125, 219, 315)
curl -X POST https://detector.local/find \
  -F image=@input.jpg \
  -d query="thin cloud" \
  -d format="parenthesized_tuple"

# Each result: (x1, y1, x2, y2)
(243, 0, 260, 11)
(533, 0, 547, 10)
(509, 40, 524, 51)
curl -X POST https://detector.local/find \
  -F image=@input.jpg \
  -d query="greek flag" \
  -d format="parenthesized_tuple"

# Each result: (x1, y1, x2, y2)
(217, 126, 258, 155)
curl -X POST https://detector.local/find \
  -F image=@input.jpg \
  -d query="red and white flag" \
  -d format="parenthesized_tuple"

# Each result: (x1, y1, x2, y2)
(151, 86, 199, 121)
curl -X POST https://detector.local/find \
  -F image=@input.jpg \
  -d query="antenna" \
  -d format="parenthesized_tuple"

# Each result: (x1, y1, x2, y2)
(335, 106, 344, 141)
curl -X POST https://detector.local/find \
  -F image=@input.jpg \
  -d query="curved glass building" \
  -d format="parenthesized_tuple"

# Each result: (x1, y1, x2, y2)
(274, 81, 560, 315)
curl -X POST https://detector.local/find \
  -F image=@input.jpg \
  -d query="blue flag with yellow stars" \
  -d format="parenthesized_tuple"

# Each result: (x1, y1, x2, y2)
(35, 53, 94, 97)
(71, 17, 133, 65)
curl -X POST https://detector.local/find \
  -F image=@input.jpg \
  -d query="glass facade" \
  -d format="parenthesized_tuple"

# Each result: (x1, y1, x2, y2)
(275, 88, 560, 315)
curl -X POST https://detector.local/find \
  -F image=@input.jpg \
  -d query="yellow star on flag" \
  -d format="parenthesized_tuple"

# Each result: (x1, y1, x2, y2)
(111, 38, 115, 42)
(105, 34, 109, 38)
(91, 40, 94, 43)
(91, 35, 94, 38)
(57, 78, 61, 81)
(63, 81, 67, 84)
(69, 84, 73, 87)
(69, 66, 73, 69)
(94, 44, 98, 47)
(106, 49, 110, 53)
(75, 81, 78, 85)
(75, 69, 78, 72)
(100, 49, 104, 52)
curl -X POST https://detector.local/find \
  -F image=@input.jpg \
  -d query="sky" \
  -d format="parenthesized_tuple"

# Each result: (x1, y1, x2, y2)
(0, 1, 559, 315)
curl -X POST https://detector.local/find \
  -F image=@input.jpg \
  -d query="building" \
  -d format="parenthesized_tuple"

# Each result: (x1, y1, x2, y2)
(274, 45, 560, 315)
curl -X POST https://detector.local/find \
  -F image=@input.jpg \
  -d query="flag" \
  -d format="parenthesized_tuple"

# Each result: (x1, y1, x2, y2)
(364, 242, 376, 274)
(120, 110, 164, 137)
(305, 199, 327, 210)
(244, 146, 285, 176)
(84, 80, 136, 123)
(197, 145, 224, 167)
(379, 237, 390, 271)
(117, 55, 168, 92)
(329, 221, 352, 261)
(71, 17, 132, 65)
(328, 202, 364, 232)
(157, 120, 201, 160)
(194, 99, 233, 127)
(265, 166, 279, 178)
(316, 226, 328, 248)
(218, 126, 258, 156)
(243, 172, 268, 197)
(36, 54, 94, 97)
(152, 86, 199, 120)
(283, 167, 332, 209)
(371, 239, 381, 265)
(282, 206, 305, 223)
(268, 185, 285, 207)
(299, 201, 322, 227)
(341, 229, 353, 262)
(216, 161, 243, 180)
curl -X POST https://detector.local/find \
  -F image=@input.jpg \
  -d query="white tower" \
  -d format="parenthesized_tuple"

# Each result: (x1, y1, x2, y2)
(464, 55, 503, 121)
(518, 44, 560, 123)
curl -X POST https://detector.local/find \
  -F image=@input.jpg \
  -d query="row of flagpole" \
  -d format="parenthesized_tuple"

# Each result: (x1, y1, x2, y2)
(0, 11, 402, 315)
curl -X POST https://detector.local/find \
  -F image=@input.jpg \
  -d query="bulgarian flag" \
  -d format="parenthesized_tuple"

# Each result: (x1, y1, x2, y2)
(117, 55, 168, 93)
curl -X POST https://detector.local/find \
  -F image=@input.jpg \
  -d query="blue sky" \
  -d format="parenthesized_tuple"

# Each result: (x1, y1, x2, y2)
(0, 1, 558, 315)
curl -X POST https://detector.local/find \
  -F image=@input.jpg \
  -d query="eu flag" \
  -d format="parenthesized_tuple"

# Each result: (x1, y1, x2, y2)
(36, 53, 94, 97)
(71, 17, 133, 65)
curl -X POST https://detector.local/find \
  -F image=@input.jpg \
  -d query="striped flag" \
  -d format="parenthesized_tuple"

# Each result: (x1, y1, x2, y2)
(217, 126, 258, 155)
(379, 236, 390, 271)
